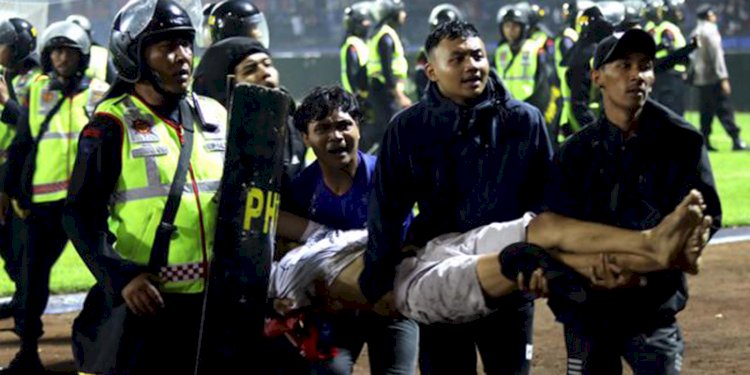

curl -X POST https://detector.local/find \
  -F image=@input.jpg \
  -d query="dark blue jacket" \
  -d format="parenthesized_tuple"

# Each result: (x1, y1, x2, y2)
(550, 99, 721, 327)
(361, 72, 554, 302)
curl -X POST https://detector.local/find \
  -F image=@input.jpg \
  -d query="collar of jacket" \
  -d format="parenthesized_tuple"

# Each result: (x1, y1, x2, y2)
(48, 74, 90, 96)
(423, 71, 511, 135)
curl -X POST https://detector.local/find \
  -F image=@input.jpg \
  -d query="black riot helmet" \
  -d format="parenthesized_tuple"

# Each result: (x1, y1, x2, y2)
(343, 2, 373, 39)
(372, 0, 406, 26)
(209, 0, 269, 47)
(40, 21, 91, 76)
(657, 0, 685, 23)
(578, 5, 614, 42)
(198, 2, 219, 47)
(428, 3, 464, 31)
(498, 5, 529, 41)
(109, 0, 196, 83)
(0, 18, 37, 67)
(620, 0, 646, 30)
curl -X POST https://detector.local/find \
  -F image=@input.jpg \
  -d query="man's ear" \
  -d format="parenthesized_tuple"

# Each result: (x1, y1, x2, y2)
(425, 54, 438, 82)
(301, 130, 311, 148)
(591, 68, 603, 89)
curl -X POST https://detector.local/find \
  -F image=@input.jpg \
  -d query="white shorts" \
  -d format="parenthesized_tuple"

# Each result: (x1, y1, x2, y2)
(394, 213, 535, 324)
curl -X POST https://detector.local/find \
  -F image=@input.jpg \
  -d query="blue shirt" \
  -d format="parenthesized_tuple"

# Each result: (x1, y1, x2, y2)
(286, 151, 377, 231)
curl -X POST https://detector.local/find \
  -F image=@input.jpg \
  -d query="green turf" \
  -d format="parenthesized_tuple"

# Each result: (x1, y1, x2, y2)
(684, 112, 750, 227)
(0, 112, 747, 297)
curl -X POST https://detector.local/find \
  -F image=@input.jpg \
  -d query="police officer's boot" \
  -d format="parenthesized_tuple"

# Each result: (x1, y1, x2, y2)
(0, 342, 45, 375)
(732, 137, 748, 151)
(0, 301, 14, 320)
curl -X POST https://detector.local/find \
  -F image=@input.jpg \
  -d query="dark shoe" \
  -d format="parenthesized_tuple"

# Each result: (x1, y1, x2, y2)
(732, 139, 748, 151)
(0, 348, 45, 375)
(706, 143, 718, 152)
(0, 302, 14, 320)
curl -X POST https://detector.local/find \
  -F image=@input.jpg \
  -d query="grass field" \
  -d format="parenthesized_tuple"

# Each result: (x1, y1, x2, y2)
(0, 112, 747, 297)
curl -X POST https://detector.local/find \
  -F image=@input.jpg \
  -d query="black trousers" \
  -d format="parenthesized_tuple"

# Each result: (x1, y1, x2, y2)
(115, 293, 204, 374)
(364, 80, 400, 154)
(15, 200, 68, 342)
(418, 299, 534, 375)
(0, 212, 23, 286)
(698, 82, 741, 141)
(564, 318, 684, 375)
(653, 73, 686, 117)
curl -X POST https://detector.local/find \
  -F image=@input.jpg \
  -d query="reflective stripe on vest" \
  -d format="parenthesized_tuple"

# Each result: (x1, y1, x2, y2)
(655, 21, 687, 73)
(98, 94, 226, 294)
(367, 24, 408, 83)
(28, 76, 109, 203)
(86, 45, 109, 82)
(0, 68, 43, 165)
(495, 39, 539, 101)
(555, 27, 579, 128)
(341, 36, 369, 95)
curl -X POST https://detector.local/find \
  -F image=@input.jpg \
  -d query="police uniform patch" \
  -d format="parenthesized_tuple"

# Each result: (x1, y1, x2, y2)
(124, 105, 159, 144)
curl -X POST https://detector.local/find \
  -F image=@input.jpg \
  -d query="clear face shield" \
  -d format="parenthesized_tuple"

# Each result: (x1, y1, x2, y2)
(244, 12, 270, 49)
(117, 0, 201, 41)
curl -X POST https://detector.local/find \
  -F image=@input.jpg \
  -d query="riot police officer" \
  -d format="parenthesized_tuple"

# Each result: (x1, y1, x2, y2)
(365, 0, 410, 153)
(66, 14, 116, 83)
(651, 0, 688, 116)
(341, 2, 373, 103)
(1, 20, 108, 375)
(495, 4, 551, 117)
(0, 16, 42, 323)
(62, 0, 226, 373)
(208, 0, 269, 47)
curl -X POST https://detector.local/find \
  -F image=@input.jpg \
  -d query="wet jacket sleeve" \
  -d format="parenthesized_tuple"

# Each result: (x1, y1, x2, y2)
(361, 122, 417, 302)
(378, 34, 397, 89)
(62, 114, 146, 299)
(655, 42, 697, 74)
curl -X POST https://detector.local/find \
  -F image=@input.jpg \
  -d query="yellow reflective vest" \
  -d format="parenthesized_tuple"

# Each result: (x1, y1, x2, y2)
(27, 76, 109, 203)
(341, 35, 369, 96)
(0, 68, 43, 165)
(555, 27, 579, 129)
(86, 44, 110, 83)
(367, 24, 408, 84)
(655, 21, 687, 73)
(495, 39, 540, 101)
(97, 94, 226, 294)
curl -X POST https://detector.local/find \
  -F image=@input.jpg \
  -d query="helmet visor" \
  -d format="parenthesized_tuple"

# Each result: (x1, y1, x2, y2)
(0, 19, 16, 46)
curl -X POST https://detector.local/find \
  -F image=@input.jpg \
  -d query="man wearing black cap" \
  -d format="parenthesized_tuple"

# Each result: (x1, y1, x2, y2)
(550, 29, 721, 374)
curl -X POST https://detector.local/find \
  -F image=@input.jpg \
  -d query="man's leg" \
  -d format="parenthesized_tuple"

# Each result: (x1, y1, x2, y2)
(623, 321, 684, 375)
(418, 322, 479, 375)
(0, 213, 21, 320)
(698, 84, 717, 149)
(564, 323, 623, 375)
(712, 84, 746, 150)
(365, 313, 419, 375)
(6, 203, 68, 373)
(475, 301, 534, 375)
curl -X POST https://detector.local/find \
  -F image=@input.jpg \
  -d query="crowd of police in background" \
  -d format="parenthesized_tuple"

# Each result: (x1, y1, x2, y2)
(0, 0, 743, 373)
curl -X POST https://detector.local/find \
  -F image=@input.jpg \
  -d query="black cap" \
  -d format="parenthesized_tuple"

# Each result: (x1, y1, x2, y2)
(593, 28, 655, 70)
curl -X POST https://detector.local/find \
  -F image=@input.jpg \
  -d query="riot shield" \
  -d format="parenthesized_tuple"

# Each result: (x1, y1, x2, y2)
(196, 83, 290, 374)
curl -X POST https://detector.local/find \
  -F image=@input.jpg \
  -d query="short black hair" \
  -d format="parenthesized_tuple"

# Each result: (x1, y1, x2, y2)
(424, 20, 480, 56)
(293, 85, 363, 134)
(696, 4, 713, 20)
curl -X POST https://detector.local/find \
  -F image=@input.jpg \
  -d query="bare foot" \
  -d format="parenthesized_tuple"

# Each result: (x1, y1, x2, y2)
(645, 190, 705, 268)
(676, 215, 713, 275)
